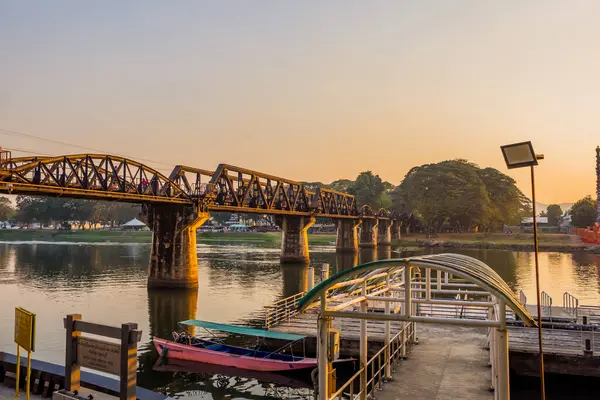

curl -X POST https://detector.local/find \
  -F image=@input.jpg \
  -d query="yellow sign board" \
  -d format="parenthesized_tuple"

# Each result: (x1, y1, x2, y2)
(14, 307, 36, 400)
(14, 307, 35, 352)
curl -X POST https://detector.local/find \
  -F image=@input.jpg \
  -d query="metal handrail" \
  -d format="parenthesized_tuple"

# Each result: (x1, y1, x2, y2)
(540, 291, 552, 320)
(264, 291, 306, 329)
(563, 292, 579, 317)
(519, 290, 527, 307)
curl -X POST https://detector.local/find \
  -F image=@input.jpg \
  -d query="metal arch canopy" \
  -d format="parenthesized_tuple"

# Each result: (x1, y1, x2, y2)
(296, 253, 536, 327)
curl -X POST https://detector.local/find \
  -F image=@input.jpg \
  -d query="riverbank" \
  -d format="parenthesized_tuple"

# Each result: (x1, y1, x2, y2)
(394, 233, 593, 253)
(0, 230, 337, 245)
(0, 230, 594, 253)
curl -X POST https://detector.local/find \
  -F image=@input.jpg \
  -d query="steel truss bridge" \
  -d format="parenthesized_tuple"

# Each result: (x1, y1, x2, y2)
(0, 152, 398, 220)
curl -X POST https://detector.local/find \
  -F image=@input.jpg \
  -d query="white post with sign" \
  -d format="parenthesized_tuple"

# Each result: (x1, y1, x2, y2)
(14, 307, 36, 400)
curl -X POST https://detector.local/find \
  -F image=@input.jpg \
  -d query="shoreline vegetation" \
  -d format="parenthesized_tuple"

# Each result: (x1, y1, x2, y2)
(0, 230, 593, 253)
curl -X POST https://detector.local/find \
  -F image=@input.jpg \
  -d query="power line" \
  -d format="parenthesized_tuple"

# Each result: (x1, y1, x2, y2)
(2, 146, 50, 157)
(0, 127, 176, 168)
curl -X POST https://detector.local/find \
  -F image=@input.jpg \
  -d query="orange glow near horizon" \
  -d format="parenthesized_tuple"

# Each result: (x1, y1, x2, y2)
(2, 2, 600, 204)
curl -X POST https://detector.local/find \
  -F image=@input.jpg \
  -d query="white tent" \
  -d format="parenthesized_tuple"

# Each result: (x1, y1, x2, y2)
(121, 218, 147, 229)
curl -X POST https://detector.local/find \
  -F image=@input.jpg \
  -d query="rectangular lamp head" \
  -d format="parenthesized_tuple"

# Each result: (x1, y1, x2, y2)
(501, 141, 538, 169)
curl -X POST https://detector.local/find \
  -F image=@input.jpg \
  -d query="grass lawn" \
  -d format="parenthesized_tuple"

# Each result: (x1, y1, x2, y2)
(394, 232, 584, 248)
(0, 229, 337, 245)
(0, 229, 586, 250)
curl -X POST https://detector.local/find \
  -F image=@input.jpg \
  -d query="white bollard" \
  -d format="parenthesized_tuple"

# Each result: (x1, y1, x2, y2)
(321, 263, 330, 282)
(307, 266, 315, 291)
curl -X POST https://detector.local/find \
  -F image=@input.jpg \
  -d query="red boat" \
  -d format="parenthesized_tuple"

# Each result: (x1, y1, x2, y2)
(153, 320, 318, 372)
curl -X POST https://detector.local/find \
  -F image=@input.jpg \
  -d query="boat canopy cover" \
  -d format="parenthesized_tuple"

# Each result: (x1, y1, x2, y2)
(179, 320, 306, 341)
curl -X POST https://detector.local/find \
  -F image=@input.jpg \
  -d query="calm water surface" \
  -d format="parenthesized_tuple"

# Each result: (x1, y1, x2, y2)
(1, 241, 600, 399)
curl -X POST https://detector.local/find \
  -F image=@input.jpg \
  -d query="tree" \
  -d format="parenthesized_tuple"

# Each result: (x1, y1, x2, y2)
(392, 160, 490, 234)
(570, 196, 597, 228)
(476, 167, 530, 228)
(392, 160, 530, 234)
(15, 196, 140, 225)
(329, 179, 354, 193)
(0, 196, 15, 220)
(546, 204, 563, 226)
(353, 171, 387, 210)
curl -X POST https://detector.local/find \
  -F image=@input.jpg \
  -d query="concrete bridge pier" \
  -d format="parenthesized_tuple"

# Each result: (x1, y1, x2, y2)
(335, 220, 362, 252)
(359, 218, 378, 248)
(377, 219, 392, 245)
(279, 216, 315, 263)
(146, 204, 209, 289)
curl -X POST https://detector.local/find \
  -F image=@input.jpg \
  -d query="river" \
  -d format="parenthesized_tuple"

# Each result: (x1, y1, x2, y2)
(1, 241, 599, 399)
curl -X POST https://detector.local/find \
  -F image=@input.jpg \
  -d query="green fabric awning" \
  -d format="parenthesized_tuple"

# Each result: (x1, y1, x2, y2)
(179, 320, 305, 341)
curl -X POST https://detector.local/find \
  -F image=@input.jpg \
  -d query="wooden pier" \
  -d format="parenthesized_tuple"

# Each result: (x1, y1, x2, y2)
(269, 297, 600, 376)
(377, 324, 493, 400)
(264, 261, 600, 400)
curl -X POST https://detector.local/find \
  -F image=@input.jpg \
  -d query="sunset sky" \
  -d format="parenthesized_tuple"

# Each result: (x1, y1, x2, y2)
(1, 1, 600, 203)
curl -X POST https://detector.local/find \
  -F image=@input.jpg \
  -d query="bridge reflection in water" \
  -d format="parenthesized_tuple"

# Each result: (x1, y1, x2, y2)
(0, 151, 408, 289)
(1, 242, 600, 398)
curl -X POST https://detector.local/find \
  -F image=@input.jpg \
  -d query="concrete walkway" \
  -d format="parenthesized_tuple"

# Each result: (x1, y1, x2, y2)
(378, 324, 493, 400)
(0, 385, 15, 400)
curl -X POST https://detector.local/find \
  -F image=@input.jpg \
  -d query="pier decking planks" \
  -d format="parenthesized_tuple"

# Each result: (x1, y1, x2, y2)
(508, 326, 600, 356)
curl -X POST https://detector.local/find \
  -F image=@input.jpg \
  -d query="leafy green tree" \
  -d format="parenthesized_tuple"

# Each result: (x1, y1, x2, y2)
(392, 160, 489, 233)
(353, 171, 387, 209)
(392, 160, 529, 233)
(570, 196, 597, 228)
(15, 196, 139, 226)
(0, 197, 15, 220)
(329, 179, 354, 193)
(374, 191, 392, 210)
(476, 167, 530, 227)
(546, 204, 563, 226)
(539, 210, 547, 217)
(91, 202, 141, 225)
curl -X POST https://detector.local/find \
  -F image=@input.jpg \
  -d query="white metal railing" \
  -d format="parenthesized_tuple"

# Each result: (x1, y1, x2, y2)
(328, 322, 415, 400)
(540, 291, 552, 319)
(264, 292, 306, 329)
(519, 290, 527, 307)
(563, 292, 579, 317)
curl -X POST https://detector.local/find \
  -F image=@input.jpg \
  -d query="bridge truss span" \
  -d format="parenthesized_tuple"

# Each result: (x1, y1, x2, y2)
(0, 154, 192, 204)
(204, 164, 359, 218)
(0, 150, 406, 287)
(0, 151, 382, 220)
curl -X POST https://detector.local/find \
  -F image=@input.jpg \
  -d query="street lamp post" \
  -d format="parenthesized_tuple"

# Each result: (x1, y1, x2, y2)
(500, 141, 545, 400)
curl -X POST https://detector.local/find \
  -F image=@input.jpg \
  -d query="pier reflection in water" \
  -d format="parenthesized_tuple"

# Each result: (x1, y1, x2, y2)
(1, 241, 600, 398)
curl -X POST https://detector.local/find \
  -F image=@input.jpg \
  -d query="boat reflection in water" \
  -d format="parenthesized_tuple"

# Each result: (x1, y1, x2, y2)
(153, 357, 314, 388)
(152, 357, 314, 399)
